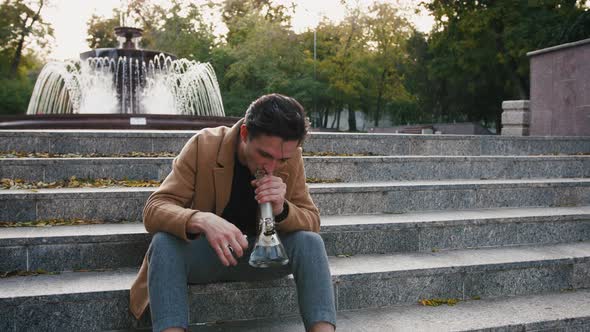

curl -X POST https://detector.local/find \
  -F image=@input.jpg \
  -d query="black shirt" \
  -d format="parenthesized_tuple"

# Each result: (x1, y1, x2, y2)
(221, 156, 259, 236)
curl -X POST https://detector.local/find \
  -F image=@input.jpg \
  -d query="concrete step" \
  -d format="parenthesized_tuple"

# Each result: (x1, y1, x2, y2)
(1, 155, 588, 182)
(2, 207, 589, 272)
(1, 130, 589, 156)
(184, 290, 590, 332)
(1, 241, 589, 331)
(1, 178, 588, 222)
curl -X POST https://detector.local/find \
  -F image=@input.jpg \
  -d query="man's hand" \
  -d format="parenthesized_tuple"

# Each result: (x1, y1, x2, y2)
(252, 175, 287, 216)
(187, 212, 248, 266)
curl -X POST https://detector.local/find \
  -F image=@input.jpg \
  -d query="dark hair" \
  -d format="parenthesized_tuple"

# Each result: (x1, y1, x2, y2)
(244, 93, 309, 142)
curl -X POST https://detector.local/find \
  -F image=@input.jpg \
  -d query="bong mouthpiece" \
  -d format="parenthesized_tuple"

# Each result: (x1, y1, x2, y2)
(255, 169, 274, 219)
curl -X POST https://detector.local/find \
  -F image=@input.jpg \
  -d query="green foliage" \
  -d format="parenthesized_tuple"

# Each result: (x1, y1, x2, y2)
(414, 0, 590, 132)
(0, 0, 52, 77)
(86, 0, 215, 61)
(0, 0, 51, 115)
(0, 76, 34, 115)
(86, 12, 119, 48)
(2, 0, 589, 129)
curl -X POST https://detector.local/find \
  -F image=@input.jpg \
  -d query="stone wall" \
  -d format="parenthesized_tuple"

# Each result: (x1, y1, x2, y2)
(528, 38, 590, 136)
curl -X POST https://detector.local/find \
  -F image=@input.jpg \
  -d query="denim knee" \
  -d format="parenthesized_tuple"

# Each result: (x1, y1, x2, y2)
(148, 232, 184, 262)
(287, 231, 326, 253)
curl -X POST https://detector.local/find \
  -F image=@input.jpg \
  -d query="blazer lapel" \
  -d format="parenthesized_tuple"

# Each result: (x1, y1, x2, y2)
(214, 167, 233, 215)
(213, 119, 243, 215)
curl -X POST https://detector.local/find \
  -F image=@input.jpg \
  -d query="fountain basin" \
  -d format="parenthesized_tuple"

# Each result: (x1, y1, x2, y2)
(0, 114, 240, 130)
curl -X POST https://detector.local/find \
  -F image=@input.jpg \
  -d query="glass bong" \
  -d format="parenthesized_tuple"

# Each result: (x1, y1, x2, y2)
(248, 169, 289, 268)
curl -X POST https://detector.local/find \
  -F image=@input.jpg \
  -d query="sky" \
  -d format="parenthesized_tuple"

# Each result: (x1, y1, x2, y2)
(43, 0, 435, 60)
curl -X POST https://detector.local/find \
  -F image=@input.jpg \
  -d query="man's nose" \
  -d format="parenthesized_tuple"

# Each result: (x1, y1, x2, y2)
(265, 159, 277, 174)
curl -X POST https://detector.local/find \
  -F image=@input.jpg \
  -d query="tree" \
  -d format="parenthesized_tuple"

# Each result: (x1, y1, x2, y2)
(363, 2, 413, 126)
(316, 6, 366, 131)
(0, 0, 53, 77)
(86, 12, 119, 49)
(221, 0, 294, 46)
(421, 0, 590, 132)
(86, 0, 215, 61)
(218, 15, 307, 115)
(0, 0, 52, 115)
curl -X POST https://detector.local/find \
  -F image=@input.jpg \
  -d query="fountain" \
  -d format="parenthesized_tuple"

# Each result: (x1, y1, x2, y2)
(0, 5, 238, 129)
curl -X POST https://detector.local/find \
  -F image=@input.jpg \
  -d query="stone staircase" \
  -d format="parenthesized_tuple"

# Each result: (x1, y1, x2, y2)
(0, 130, 589, 331)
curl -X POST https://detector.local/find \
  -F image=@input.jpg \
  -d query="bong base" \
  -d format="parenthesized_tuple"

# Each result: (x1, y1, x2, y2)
(249, 245, 289, 268)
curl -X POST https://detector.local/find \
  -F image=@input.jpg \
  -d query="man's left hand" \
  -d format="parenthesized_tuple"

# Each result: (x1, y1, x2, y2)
(252, 175, 286, 216)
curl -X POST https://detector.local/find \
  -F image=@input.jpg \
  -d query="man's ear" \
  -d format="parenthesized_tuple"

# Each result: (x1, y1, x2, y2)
(239, 124, 248, 143)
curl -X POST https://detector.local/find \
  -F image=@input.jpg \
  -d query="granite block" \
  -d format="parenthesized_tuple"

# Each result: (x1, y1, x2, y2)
(158, 163, 173, 180)
(0, 246, 27, 271)
(0, 165, 44, 182)
(189, 283, 299, 323)
(463, 223, 519, 248)
(313, 192, 387, 215)
(152, 137, 190, 154)
(336, 272, 463, 310)
(48, 136, 151, 155)
(322, 228, 419, 256)
(0, 199, 36, 222)
(574, 105, 590, 136)
(43, 162, 165, 182)
(555, 186, 590, 207)
(501, 126, 529, 136)
(14, 292, 133, 331)
(0, 306, 14, 331)
(386, 189, 476, 213)
(27, 240, 149, 271)
(573, 261, 590, 289)
(519, 319, 590, 332)
(132, 306, 153, 329)
(34, 198, 91, 220)
(553, 80, 578, 136)
(517, 221, 590, 245)
(502, 110, 530, 125)
(0, 135, 45, 153)
(502, 100, 530, 110)
(408, 137, 481, 156)
(304, 135, 410, 155)
(419, 223, 519, 251)
(82, 197, 145, 221)
(475, 187, 557, 209)
(464, 264, 573, 298)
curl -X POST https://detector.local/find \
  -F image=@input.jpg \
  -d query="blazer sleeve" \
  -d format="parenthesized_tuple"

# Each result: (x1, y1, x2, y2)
(143, 134, 200, 241)
(276, 150, 321, 233)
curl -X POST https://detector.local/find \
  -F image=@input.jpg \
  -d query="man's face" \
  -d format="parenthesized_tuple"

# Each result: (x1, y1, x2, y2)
(240, 126, 299, 176)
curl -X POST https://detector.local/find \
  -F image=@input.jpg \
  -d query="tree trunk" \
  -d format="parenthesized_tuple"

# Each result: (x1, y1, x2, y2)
(496, 109, 502, 134)
(10, 36, 25, 77)
(330, 111, 338, 129)
(323, 108, 329, 128)
(348, 105, 357, 132)
(375, 69, 387, 127)
(10, 1, 44, 77)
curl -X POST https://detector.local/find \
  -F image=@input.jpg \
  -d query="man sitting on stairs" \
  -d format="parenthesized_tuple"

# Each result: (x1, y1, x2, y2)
(129, 93, 337, 332)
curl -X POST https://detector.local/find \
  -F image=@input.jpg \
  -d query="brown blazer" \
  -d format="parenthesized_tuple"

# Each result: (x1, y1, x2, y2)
(129, 119, 321, 319)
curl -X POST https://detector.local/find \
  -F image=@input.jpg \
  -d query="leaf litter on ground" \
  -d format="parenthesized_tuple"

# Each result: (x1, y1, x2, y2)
(419, 298, 461, 306)
(302, 151, 377, 157)
(1, 176, 162, 190)
(0, 269, 60, 278)
(0, 218, 109, 228)
(0, 150, 177, 158)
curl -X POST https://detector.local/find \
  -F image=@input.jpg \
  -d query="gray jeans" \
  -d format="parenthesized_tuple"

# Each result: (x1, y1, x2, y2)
(147, 230, 336, 332)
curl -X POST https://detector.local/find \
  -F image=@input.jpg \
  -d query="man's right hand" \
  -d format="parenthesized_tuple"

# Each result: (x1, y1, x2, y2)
(187, 212, 248, 266)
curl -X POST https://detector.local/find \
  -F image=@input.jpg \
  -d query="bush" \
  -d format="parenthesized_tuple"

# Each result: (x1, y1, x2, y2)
(0, 77, 34, 115)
